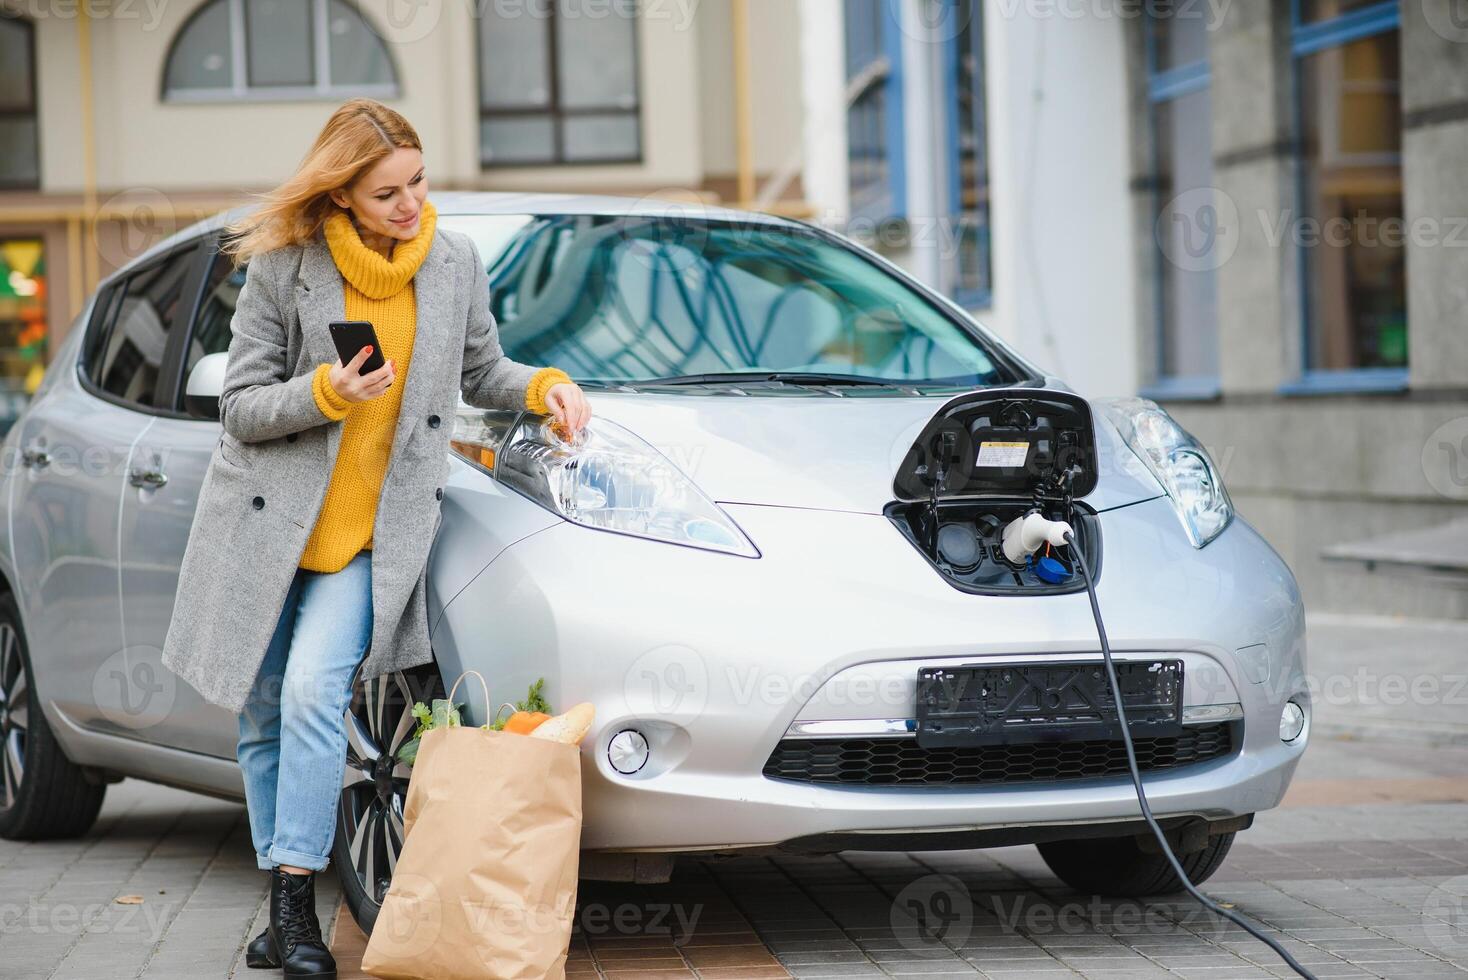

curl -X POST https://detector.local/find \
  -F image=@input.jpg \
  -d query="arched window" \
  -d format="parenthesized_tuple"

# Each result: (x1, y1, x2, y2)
(162, 0, 399, 101)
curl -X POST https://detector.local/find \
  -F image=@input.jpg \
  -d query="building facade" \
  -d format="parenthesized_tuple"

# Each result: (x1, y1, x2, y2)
(801, 0, 1468, 619)
(0, 0, 808, 424)
(2, 0, 1464, 617)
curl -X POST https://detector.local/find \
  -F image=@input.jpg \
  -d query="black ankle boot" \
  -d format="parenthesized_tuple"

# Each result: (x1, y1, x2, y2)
(268, 866, 337, 979)
(245, 925, 279, 968)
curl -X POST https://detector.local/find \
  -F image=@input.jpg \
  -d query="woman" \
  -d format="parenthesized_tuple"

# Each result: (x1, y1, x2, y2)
(159, 98, 591, 979)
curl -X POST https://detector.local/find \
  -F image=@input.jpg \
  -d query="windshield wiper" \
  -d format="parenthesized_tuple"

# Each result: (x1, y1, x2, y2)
(637, 371, 907, 388)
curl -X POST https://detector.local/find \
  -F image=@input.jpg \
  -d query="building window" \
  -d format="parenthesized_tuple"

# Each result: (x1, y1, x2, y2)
(162, 0, 399, 102)
(844, 0, 905, 225)
(0, 239, 46, 433)
(943, 0, 991, 307)
(476, 0, 642, 167)
(0, 17, 39, 190)
(1145, 3, 1218, 393)
(1290, 0, 1405, 382)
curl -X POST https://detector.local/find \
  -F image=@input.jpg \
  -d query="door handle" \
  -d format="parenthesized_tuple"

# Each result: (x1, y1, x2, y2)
(129, 467, 168, 489)
(21, 445, 49, 469)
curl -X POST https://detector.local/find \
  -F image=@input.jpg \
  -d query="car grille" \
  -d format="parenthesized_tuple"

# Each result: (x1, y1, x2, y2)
(761, 723, 1234, 786)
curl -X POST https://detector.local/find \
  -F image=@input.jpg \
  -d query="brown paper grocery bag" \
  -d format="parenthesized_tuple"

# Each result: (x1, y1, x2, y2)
(360, 669, 583, 980)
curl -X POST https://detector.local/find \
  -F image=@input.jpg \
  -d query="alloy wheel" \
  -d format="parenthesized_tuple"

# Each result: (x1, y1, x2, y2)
(0, 623, 27, 812)
(339, 666, 440, 906)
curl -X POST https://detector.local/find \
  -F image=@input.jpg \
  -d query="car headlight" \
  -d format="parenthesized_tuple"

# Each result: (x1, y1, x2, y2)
(449, 409, 759, 558)
(1099, 397, 1234, 548)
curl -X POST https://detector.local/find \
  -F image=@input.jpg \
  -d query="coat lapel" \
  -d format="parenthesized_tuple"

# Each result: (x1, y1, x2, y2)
(291, 227, 457, 477)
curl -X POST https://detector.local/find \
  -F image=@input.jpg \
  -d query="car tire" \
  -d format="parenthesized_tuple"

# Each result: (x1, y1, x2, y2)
(333, 661, 445, 937)
(0, 591, 108, 841)
(1037, 830, 1236, 897)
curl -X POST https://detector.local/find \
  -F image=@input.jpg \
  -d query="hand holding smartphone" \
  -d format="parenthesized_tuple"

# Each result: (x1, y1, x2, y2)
(327, 320, 394, 401)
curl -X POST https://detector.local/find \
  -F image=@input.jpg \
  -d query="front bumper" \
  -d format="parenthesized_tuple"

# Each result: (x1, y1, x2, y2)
(432, 494, 1309, 852)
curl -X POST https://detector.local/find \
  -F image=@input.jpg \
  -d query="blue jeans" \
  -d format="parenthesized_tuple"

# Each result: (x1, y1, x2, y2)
(237, 549, 373, 872)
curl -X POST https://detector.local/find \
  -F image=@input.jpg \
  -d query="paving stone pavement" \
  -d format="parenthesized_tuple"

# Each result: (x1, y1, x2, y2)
(3, 735, 1465, 980)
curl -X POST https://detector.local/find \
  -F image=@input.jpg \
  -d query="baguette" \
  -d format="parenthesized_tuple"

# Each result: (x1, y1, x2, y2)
(528, 702, 595, 745)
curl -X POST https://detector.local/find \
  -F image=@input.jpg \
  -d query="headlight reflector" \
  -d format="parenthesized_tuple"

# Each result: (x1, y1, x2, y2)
(1099, 397, 1234, 547)
(451, 409, 759, 558)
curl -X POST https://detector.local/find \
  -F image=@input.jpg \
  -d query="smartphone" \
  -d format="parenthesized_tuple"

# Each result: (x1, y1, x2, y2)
(328, 320, 389, 380)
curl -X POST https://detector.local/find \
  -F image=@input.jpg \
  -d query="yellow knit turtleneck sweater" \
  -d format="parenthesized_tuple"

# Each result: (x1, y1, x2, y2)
(300, 196, 572, 572)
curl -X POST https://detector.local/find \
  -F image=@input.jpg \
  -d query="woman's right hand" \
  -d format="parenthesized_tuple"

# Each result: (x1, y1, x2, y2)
(328, 345, 395, 403)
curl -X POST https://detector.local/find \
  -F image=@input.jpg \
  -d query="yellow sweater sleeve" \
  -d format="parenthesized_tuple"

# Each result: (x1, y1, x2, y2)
(312, 362, 354, 421)
(525, 366, 573, 414)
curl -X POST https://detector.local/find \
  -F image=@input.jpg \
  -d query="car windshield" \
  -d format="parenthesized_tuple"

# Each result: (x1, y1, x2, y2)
(437, 212, 1019, 390)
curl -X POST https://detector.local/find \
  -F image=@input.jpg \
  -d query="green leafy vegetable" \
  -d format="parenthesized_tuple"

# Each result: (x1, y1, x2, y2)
(395, 696, 462, 765)
(486, 677, 554, 731)
(396, 678, 554, 761)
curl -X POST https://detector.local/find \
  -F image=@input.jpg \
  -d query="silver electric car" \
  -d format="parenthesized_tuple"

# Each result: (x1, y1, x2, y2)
(0, 192, 1308, 935)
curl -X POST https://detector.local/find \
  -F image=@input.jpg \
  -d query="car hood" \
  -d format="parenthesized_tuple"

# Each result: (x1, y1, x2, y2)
(537, 389, 1165, 514)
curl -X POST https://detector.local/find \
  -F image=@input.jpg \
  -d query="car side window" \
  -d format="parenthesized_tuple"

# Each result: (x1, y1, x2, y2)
(178, 249, 248, 406)
(84, 245, 198, 409)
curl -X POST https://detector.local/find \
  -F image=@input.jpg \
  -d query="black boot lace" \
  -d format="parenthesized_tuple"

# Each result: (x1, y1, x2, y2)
(276, 872, 324, 951)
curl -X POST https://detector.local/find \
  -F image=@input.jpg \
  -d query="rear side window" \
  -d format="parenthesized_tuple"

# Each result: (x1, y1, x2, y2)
(83, 244, 198, 409)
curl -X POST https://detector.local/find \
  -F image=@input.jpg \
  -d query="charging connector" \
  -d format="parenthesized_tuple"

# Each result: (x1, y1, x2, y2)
(1062, 529, 1317, 980)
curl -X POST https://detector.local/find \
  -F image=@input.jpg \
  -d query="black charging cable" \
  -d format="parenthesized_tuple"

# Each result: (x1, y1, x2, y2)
(1061, 529, 1317, 980)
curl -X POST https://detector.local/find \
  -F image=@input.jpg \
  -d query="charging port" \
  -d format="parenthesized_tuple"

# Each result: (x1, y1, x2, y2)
(887, 389, 1102, 596)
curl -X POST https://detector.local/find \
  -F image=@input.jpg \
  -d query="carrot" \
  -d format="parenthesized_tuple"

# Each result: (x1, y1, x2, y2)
(502, 710, 551, 734)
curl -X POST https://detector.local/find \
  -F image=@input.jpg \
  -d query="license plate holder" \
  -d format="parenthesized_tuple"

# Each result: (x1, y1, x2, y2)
(914, 660, 1184, 747)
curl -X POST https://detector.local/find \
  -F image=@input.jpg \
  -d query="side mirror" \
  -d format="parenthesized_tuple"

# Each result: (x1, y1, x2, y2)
(184, 352, 229, 421)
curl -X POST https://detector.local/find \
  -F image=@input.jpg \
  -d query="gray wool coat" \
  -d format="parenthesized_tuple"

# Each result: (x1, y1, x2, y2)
(159, 221, 545, 714)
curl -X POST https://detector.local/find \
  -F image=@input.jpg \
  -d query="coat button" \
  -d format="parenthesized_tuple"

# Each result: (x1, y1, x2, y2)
(286, 432, 298, 443)
(435, 487, 443, 500)
(252, 495, 265, 510)
(427, 414, 440, 428)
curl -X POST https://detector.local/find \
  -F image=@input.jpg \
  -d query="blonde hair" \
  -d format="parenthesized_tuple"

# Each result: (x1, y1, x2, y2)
(220, 97, 422, 267)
